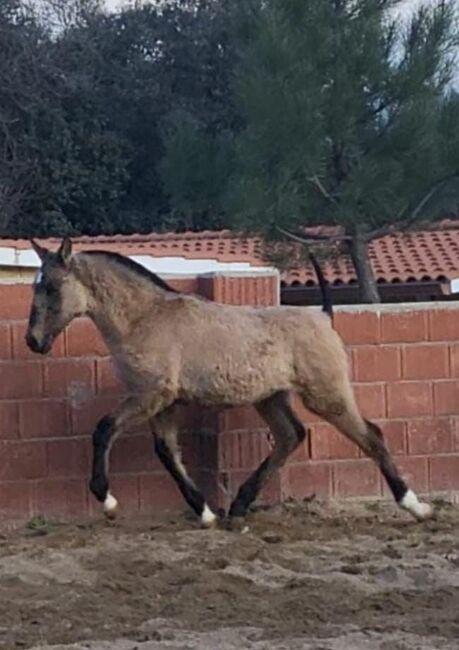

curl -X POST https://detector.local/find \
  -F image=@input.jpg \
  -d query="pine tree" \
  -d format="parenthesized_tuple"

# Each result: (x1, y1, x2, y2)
(229, 0, 459, 302)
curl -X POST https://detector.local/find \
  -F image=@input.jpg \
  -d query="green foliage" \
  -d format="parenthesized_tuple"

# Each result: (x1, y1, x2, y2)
(1, 0, 458, 248)
(0, 0, 237, 236)
(159, 111, 235, 230)
(228, 0, 459, 237)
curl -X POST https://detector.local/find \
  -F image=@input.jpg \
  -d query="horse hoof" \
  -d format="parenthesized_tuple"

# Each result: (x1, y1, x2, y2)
(400, 490, 433, 522)
(412, 502, 434, 522)
(201, 504, 218, 529)
(227, 516, 248, 533)
(103, 493, 118, 519)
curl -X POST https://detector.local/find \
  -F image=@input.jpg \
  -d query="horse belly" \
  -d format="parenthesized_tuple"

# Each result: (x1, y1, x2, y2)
(181, 358, 292, 406)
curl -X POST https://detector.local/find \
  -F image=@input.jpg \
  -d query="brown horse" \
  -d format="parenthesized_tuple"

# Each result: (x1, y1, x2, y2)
(25, 238, 432, 526)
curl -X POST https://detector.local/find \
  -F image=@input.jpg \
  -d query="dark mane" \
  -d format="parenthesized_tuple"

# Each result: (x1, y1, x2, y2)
(84, 250, 178, 293)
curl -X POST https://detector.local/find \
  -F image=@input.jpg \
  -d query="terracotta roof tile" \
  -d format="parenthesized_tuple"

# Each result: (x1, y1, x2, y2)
(2, 223, 459, 286)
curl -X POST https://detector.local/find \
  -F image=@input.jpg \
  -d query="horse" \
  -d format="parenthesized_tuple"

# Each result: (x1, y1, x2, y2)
(25, 237, 432, 527)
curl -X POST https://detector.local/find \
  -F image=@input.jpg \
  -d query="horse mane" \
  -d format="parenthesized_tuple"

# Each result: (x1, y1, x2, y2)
(83, 250, 178, 293)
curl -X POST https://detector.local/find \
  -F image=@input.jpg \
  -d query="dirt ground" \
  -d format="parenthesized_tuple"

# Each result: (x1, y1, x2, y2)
(0, 498, 458, 650)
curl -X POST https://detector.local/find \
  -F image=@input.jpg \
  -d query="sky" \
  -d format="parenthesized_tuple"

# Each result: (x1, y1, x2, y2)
(104, 0, 427, 17)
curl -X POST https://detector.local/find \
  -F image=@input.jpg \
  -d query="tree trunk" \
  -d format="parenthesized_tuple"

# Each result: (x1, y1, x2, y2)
(348, 234, 380, 303)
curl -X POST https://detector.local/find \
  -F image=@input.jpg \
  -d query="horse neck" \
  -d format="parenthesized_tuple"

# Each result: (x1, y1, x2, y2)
(74, 254, 164, 347)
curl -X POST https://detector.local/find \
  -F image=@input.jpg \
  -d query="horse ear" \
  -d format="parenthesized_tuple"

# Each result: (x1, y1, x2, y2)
(30, 239, 49, 262)
(57, 237, 72, 266)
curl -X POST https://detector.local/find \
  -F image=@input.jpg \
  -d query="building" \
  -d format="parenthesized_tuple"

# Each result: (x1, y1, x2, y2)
(1, 223, 459, 304)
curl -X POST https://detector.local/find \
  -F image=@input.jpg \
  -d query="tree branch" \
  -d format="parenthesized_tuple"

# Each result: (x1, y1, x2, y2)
(366, 175, 459, 241)
(276, 225, 351, 244)
(307, 175, 340, 205)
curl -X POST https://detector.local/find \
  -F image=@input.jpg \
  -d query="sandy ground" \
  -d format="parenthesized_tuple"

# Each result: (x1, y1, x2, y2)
(0, 498, 457, 650)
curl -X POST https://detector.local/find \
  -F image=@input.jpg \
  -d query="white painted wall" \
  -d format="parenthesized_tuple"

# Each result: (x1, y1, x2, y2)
(0, 246, 277, 283)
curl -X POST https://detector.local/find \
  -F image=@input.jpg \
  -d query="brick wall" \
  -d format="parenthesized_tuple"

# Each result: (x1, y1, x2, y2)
(0, 275, 458, 526)
(280, 306, 459, 504)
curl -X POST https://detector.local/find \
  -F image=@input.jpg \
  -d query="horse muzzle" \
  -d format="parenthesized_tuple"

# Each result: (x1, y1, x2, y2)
(25, 332, 53, 355)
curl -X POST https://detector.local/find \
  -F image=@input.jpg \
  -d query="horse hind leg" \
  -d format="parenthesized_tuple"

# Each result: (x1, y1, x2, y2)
(304, 394, 433, 521)
(151, 406, 217, 528)
(229, 391, 308, 518)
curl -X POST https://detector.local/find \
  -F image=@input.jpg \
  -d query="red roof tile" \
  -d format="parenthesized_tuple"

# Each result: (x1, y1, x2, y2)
(2, 224, 459, 286)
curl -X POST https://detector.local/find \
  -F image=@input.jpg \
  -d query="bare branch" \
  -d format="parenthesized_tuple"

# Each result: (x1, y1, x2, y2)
(366, 175, 459, 241)
(276, 225, 351, 244)
(307, 175, 340, 205)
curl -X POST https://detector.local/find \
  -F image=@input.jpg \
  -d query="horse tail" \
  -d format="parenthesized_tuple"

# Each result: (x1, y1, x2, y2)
(309, 253, 333, 321)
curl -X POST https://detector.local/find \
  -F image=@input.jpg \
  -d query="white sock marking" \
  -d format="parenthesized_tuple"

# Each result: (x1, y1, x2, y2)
(201, 504, 217, 527)
(400, 489, 433, 521)
(103, 492, 118, 516)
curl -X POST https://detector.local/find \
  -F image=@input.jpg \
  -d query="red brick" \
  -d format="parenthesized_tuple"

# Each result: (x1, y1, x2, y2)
(12, 321, 64, 360)
(292, 395, 321, 423)
(221, 406, 265, 432)
(110, 474, 140, 512)
(449, 344, 459, 378)
(334, 460, 381, 498)
(381, 311, 428, 343)
(353, 346, 401, 382)
(386, 382, 433, 418)
(0, 323, 11, 360)
(47, 439, 90, 477)
(191, 430, 219, 469)
(429, 455, 459, 491)
(227, 468, 282, 506)
(285, 461, 333, 499)
(287, 439, 310, 464)
(176, 403, 219, 432)
(31, 478, 88, 519)
(402, 344, 449, 380)
(397, 456, 429, 492)
(96, 358, 123, 395)
(19, 400, 69, 439)
(87, 474, 140, 517)
(192, 468, 219, 508)
(0, 286, 32, 319)
(71, 396, 121, 436)
(0, 441, 47, 480)
(335, 312, 380, 345)
(219, 430, 271, 471)
(429, 309, 459, 341)
(433, 381, 459, 416)
(169, 277, 198, 294)
(110, 434, 159, 474)
(0, 361, 42, 399)
(407, 418, 453, 455)
(0, 402, 20, 440)
(310, 423, 359, 460)
(0, 481, 32, 521)
(67, 318, 107, 357)
(43, 359, 95, 402)
(139, 473, 183, 513)
(354, 383, 386, 419)
(452, 418, 459, 452)
(210, 275, 278, 306)
(379, 420, 406, 456)
(259, 472, 282, 505)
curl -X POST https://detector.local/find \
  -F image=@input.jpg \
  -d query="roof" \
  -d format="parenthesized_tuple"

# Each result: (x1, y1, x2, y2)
(286, 227, 459, 288)
(2, 224, 459, 287)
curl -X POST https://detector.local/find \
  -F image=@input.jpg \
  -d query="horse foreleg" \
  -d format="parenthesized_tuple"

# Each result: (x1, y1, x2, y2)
(229, 391, 308, 518)
(151, 406, 218, 528)
(89, 397, 146, 519)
